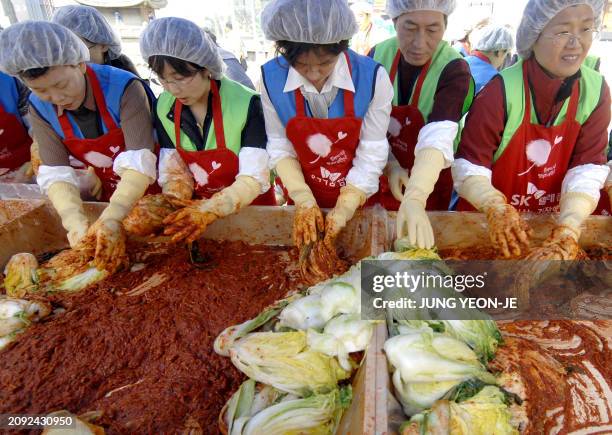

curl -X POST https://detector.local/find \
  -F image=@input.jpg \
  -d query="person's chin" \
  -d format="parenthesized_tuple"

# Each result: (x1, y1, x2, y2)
(404, 53, 430, 67)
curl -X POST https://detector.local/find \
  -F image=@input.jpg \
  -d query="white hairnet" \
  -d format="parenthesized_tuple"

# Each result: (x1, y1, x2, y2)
(139, 17, 225, 80)
(262, 0, 358, 43)
(351, 1, 374, 15)
(0, 20, 90, 77)
(516, 0, 605, 59)
(474, 25, 514, 51)
(387, 0, 456, 20)
(52, 5, 122, 60)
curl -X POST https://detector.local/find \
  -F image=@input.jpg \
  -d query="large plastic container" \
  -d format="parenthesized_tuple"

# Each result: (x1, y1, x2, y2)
(371, 211, 612, 434)
(0, 200, 388, 434)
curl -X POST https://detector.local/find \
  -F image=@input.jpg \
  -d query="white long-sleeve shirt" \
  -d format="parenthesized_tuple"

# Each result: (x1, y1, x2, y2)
(260, 53, 393, 197)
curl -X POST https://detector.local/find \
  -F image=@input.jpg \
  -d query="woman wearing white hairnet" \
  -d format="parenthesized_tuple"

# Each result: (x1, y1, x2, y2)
(137, 17, 275, 243)
(260, 0, 393, 262)
(466, 25, 514, 93)
(0, 21, 159, 272)
(453, 0, 610, 259)
(52, 5, 140, 77)
(369, 0, 474, 249)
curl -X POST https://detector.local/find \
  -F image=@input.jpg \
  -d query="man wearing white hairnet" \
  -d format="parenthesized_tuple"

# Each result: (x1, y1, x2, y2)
(466, 25, 514, 93)
(130, 17, 274, 243)
(52, 5, 140, 77)
(369, 0, 474, 249)
(453, 0, 610, 260)
(0, 21, 159, 272)
(260, 0, 393, 278)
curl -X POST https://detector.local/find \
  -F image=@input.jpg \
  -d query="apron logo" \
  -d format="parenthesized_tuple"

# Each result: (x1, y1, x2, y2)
(307, 132, 347, 164)
(211, 161, 221, 171)
(518, 138, 558, 176)
(320, 167, 341, 182)
(109, 146, 121, 155)
(0, 129, 4, 135)
(527, 182, 546, 199)
(84, 151, 113, 168)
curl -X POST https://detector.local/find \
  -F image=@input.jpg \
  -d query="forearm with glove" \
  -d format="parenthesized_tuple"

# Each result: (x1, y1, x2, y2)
(276, 157, 324, 250)
(324, 184, 367, 249)
(163, 175, 262, 243)
(456, 174, 531, 258)
(37, 165, 89, 247)
(397, 148, 444, 249)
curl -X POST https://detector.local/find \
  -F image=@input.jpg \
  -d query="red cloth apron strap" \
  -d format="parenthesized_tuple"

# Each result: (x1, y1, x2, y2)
(59, 66, 118, 140)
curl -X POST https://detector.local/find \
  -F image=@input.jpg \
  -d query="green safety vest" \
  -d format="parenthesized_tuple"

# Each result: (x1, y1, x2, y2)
(372, 37, 474, 148)
(156, 76, 257, 154)
(494, 59, 604, 162)
(583, 55, 601, 72)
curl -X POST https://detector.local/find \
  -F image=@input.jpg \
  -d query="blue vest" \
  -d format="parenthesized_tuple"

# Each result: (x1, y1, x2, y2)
(0, 71, 23, 119)
(466, 55, 498, 94)
(29, 63, 149, 140)
(261, 49, 380, 126)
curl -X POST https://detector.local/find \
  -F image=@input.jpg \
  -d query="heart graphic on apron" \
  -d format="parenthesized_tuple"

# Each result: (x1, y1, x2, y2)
(518, 139, 553, 176)
(189, 162, 209, 186)
(307, 131, 349, 164)
(337, 131, 347, 140)
(211, 161, 221, 171)
(84, 151, 114, 168)
(0, 129, 4, 135)
(109, 146, 121, 155)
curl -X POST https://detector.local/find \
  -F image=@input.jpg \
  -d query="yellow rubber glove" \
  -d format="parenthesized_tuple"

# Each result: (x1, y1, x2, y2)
(75, 167, 102, 200)
(162, 180, 193, 201)
(526, 192, 596, 261)
(163, 175, 261, 243)
(458, 175, 531, 258)
(324, 184, 367, 250)
(84, 169, 151, 270)
(47, 181, 89, 247)
(385, 155, 409, 201)
(396, 149, 444, 249)
(160, 150, 194, 200)
(276, 157, 324, 249)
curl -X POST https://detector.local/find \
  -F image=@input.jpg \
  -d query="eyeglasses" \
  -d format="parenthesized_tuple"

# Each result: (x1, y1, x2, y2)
(156, 73, 198, 88)
(540, 29, 599, 46)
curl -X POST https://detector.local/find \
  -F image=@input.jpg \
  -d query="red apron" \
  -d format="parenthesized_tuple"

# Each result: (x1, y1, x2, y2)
(594, 190, 610, 215)
(0, 101, 32, 175)
(458, 62, 581, 213)
(174, 79, 276, 205)
(285, 52, 362, 209)
(59, 65, 159, 201)
(372, 50, 453, 211)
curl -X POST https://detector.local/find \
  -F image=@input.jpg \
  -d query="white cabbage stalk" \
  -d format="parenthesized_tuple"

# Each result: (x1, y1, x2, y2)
(3, 253, 39, 297)
(241, 389, 345, 435)
(392, 369, 461, 416)
(384, 331, 497, 416)
(0, 297, 51, 350)
(307, 329, 350, 372)
(214, 294, 301, 356)
(319, 281, 360, 320)
(56, 267, 108, 292)
(278, 294, 327, 330)
(229, 331, 350, 396)
(323, 314, 373, 353)
(384, 332, 497, 384)
(405, 386, 518, 435)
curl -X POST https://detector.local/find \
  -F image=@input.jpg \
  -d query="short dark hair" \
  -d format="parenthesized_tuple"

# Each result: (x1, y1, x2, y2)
(148, 55, 204, 78)
(275, 40, 350, 67)
(19, 67, 49, 80)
